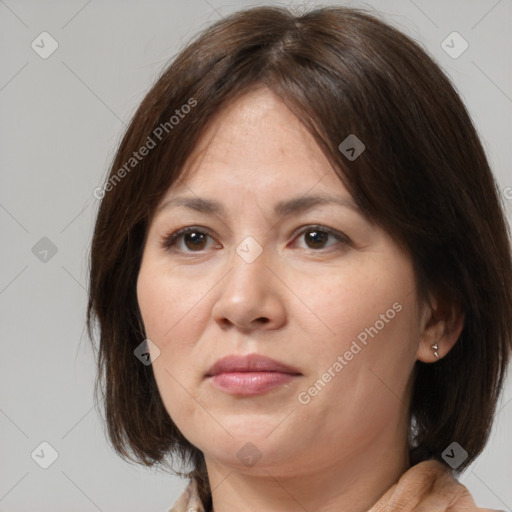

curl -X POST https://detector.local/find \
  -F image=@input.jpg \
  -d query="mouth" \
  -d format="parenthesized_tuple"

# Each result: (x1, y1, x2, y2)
(205, 353, 302, 396)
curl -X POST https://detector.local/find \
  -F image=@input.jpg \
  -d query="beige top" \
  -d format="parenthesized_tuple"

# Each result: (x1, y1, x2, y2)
(167, 460, 501, 512)
(168, 479, 205, 512)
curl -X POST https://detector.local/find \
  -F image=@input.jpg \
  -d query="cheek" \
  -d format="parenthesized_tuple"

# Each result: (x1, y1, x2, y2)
(292, 292, 418, 452)
(292, 264, 407, 351)
(137, 265, 202, 434)
(136, 260, 206, 350)
(136, 258, 210, 398)
(292, 261, 418, 403)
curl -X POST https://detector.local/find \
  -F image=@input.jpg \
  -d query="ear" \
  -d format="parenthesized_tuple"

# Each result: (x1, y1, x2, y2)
(416, 293, 465, 363)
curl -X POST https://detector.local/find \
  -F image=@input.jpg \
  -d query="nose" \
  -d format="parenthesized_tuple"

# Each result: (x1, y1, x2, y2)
(211, 242, 287, 331)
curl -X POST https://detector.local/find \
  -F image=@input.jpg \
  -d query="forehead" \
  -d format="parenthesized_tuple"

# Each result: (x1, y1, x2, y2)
(168, 86, 341, 194)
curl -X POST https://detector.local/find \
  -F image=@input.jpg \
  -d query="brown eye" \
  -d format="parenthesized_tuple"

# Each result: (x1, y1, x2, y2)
(182, 231, 208, 250)
(294, 225, 350, 251)
(162, 227, 214, 252)
(304, 229, 329, 249)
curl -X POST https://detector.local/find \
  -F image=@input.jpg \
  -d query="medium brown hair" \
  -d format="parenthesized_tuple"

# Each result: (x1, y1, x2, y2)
(87, 5, 512, 507)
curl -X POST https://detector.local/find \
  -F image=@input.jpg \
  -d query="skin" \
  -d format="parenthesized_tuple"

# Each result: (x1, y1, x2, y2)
(137, 86, 464, 512)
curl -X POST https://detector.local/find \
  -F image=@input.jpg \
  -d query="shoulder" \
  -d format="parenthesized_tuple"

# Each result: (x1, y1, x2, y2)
(369, 459, 503, 512)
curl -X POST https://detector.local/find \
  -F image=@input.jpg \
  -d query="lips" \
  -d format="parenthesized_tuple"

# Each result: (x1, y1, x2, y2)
(205, 353, 301, 377)
(205, 353, 302, 395)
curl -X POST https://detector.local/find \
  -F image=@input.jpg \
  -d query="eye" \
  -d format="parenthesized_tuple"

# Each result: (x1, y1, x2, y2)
(161, 226, 217, 253)
(292, 225, 350, 251)
(160, 224, 350, 254)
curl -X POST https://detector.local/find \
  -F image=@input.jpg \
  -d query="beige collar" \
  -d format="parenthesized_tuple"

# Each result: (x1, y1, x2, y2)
(168, 459, 499, 512)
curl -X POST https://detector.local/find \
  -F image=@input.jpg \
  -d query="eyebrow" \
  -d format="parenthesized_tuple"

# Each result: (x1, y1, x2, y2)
(157, 193, 361, 218)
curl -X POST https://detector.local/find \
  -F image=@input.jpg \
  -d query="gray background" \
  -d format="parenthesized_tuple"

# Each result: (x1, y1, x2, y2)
(1, 0, 511, 510)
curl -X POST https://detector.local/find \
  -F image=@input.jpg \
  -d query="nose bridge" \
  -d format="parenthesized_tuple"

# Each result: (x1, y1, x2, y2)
(212, 234, 285, 329)
(226, 191, 272, 284)
(226, 234, 270, 300)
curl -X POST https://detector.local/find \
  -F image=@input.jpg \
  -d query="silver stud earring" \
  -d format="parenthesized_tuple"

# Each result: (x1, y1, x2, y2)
(432, 342, 439, 359)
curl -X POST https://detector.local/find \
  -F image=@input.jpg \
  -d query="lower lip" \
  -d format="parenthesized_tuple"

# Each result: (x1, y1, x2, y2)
(208, 372, 299, 395)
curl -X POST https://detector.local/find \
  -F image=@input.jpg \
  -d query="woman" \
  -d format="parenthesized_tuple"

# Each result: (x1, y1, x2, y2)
(87, 5, 512, 512)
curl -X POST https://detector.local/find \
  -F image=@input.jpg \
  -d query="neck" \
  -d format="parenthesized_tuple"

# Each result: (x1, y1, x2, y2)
(205, 437, 410, 512)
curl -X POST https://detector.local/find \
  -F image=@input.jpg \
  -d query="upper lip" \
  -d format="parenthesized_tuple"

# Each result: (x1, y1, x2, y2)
(205, 353, 301, 377)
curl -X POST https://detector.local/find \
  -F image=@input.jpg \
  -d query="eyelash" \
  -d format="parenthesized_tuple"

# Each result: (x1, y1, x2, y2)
(160, 225, 350, 254)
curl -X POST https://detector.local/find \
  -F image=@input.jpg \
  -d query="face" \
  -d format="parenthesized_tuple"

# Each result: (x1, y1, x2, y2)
(137, 86, 425, 477)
